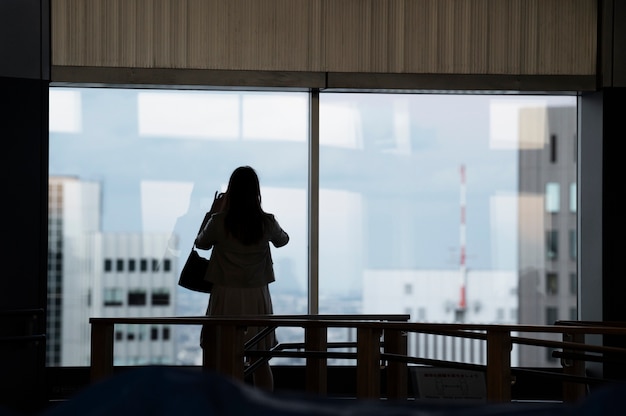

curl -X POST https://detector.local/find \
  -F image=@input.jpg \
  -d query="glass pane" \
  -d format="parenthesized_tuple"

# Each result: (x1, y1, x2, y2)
(49, 88, 308, 366)
(319, 93, 577, 368)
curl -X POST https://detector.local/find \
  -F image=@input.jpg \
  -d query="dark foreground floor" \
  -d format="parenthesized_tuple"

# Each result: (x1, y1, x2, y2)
(2, 366, 625, 416)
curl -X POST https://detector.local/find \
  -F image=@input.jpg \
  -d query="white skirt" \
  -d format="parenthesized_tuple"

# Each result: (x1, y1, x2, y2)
(200, 284, 277, 351)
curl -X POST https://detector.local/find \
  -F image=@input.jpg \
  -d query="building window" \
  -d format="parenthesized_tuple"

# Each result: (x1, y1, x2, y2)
(570, 273, 577, 295)
(150, 326, 159, 341)
(569, 229, 577, 260)
(128, 290, 147, 306)
(140, 259, 148, 272)
(404, 283, 412, 295)
(546, 230, 558, 260)
(545, 183, 560, 213)
(549, 134, 557, 163)
(163, 258, 171, 272)
(128, 259, 136, 272)
(103, 288, 123, 306)
(569, 182, 576, 213)
(152, 259, 159, 271)
(162, 326, 170, 341)
(151, 289, 170, 306)
(104, 259, 112, 272)
(139, 325, 148, 341)
(116, 324, 126, 342)
(546, 272, 558, 295)
(116, 259, 124, 272)
(546, 307, 558, 325)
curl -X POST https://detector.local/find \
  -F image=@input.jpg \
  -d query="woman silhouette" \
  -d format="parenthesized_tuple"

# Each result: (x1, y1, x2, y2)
(195, 166, 289, 390)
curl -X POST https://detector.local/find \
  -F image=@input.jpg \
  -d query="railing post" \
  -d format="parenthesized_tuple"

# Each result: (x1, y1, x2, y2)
(305, 325, 327, 394)
(90, 321, 114, 382)
(384, 329, 407, 399)
(486, 328, 512, 402)
(202, 323, 218, 372)
(357, 327, 382, 399)
(562, 332, 586, 402)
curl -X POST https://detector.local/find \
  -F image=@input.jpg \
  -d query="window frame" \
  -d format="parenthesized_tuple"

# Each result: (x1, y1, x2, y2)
(46, 85, 593, 368)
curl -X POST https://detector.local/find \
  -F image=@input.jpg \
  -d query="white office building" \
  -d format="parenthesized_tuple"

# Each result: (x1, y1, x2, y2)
(92, 232, 178, 366)
(363, 269, 518, 366)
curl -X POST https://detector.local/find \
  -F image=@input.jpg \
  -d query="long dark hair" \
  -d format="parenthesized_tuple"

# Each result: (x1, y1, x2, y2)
(224, 166, 265, 245)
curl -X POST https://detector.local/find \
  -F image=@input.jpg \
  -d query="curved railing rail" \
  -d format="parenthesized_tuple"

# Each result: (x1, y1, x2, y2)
(89, 315, 626, 402)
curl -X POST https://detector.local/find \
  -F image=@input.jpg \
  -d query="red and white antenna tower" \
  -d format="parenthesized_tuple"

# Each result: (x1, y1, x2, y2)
(458, 164, 467, 311)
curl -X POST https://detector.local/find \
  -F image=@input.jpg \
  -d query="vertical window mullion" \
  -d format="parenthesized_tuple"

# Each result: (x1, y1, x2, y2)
(308, 89, 320, 314)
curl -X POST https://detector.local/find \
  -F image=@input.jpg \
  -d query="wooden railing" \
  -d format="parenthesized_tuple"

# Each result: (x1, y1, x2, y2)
(89, 316, 626, 403)
(89, 314, 410, 397)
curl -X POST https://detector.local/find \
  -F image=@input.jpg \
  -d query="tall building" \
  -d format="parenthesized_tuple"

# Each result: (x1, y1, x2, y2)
(48, 177, 178, 366)
(518, 105, 577, 367)
(48, 176, 100, 366)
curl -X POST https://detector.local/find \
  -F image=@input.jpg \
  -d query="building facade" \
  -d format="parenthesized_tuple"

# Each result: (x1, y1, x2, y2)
(518, 105, 577, 367)
(48, 176, 100, 366)
(48, 177, 178, 366)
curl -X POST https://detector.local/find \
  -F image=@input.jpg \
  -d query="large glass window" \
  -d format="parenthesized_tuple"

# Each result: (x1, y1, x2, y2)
(319, 93, 577, 367)
(49, 88, 577, 369)
(49, 88, 308, 366)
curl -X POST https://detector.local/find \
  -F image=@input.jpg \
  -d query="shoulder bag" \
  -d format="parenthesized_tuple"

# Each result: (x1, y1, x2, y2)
(178, 212, 213, 293)
(178, 244, 213, 293)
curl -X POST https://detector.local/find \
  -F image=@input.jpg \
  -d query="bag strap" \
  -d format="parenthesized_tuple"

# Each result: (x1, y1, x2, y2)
(193, 190, 220, 249)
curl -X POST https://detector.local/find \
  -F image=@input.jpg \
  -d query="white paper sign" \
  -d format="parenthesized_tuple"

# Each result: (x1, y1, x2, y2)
(412, 367, 486, 402)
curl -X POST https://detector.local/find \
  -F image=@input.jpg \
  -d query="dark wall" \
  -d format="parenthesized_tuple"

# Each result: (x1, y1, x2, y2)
(0, 76, 48, 310)
(602, 87, 626, 381)
(0, 0, 49, 412)
(612, 1, 626, 87)
(602, 88, 626, 324)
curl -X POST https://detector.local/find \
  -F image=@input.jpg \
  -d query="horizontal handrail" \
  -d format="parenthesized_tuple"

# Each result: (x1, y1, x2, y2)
(89, 314, 410, 326)
(89, 316, 626, 335)
(513, 335, 626, 354)
(557, 320, 626, 327)
(553, 351, 626, 365)
(512, 368, 611, 386)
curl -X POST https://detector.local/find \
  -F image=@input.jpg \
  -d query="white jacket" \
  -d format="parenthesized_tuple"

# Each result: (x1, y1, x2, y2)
(195, 212, 289, 287)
